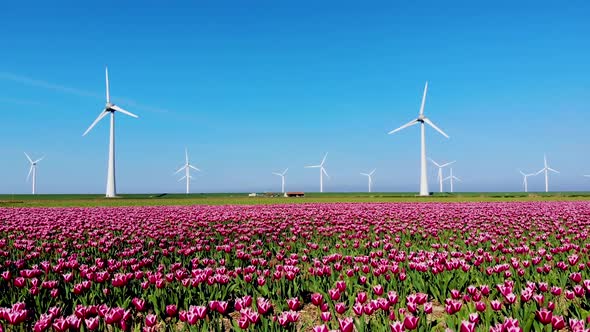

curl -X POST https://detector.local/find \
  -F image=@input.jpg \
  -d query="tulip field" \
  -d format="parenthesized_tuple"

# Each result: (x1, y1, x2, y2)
(1, 202, 590, 331)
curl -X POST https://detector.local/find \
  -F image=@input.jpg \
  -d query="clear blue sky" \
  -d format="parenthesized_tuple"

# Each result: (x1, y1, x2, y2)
(1, 1, 589, 194)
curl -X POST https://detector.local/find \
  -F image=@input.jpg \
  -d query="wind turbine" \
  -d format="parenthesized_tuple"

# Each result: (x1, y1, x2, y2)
(429, 158, 455, 192)
(175, 148, 201, 194)
(24, 153, 44, 195)
(83, 67, 138, 197)
(388, 82, 449, 196)
(518, 170, 537, 193)
(360, 169, 376, 193)
(443, 168, 461, 193)
(272, 168, 288, 193)
(536, 154, 559, 192)
(305, 153, 329, 192)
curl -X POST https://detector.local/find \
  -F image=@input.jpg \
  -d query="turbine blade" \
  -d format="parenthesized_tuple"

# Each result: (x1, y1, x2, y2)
(322, 167, 329, 178)
(544, 154, 547, 168)
(536, 169, 544, 176)
(185, 148, 189, 164)
(419, 81, 428, 116)
(83, 109, 109, 136)
(548, 167, 559, 174)
(305, 165, 320, 168)
(34, 155, 45, 163)
(440, 161, 456, 168)
(178, 176, 186, 182)
(189, 165, 200, 172)
(321, 153, 328, 166)
(519, 170, 526, 176)
(272, 172, 282, 176)
(27, 165, 33, 181)
(174, 165, 186, 174)
(428, 158, 441, 167)
(423, 118, 449, 138)
(282, 168, 288, 175)
(454, 176, 462, 182)
(370, 169, 376, 175)
(360, 173, 369, 176)
(24, 152, 33, 164)
(388, 119, 419, 135)
(105, 66, 110, 103)
(110, 105, 139, 118)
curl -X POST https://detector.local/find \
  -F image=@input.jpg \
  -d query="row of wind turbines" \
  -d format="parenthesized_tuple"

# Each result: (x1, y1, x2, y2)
(270, 154, 460, 194)
(19, 69, 588, 196)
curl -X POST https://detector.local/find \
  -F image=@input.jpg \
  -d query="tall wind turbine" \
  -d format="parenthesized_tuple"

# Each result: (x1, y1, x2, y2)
(272, 168, 288, 193)
(429, 158, 455, 192)
(536, 154, 559, 192)
(388, 82, 449, 196)
(175, 148, 201, 194)
(518, 170, 537, 193)
(24, 153, 44, 195)
(305, 153, 329, 192)
(360, 169, 376, 193)
(83, 67, 138, 197)
(443, 168, 461, 193)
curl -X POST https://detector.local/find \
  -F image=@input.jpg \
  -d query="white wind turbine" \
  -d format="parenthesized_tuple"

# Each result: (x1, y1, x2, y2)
(536, 154, 559, 192)
(83, 67, 138, 197)
(443, 168, 461, 193)
(24, 153, 44, 195)
(360, 169, 376, 193)
(175, 148, 201, 194)
(305, 153, 329, 193)
(272, 168, 288, 193)
(388, 82, 449, 196)
(429, 158, 455, 193)
(518, 170, 537, 193)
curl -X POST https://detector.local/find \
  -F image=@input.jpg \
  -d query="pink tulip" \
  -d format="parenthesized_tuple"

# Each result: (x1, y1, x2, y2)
(338, 317, 354, 332)
(403, 315, 419, 330)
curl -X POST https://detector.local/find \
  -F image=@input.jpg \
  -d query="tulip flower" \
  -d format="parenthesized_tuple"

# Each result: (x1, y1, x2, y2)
(338, 317, 354, 332)
(460, 320, 475, 332)
(403, 315, 419, 330)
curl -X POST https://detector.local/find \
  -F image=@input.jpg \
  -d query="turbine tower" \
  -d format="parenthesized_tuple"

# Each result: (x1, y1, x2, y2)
(305, 153, 329, 193)
(429, 158, 455, 193)
(272, 168, 288, 193)
(360, 169, 376, 193)
(518, 170, 537, 193)
(24, 153, 44, 195)
(443, 168, 461, 193)
(175, 148, 201, 194)
(536, 154, 559, 192)
(83, 67, 138, 197)
(388, 82, 449, 196)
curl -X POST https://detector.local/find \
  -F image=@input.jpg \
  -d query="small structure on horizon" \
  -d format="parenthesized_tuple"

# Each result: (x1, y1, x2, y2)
(285, 192, 305, 197)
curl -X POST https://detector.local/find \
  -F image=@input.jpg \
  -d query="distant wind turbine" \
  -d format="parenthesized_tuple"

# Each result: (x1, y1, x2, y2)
(272, 168, 288, 193)
(443, 168, 461, 193)
(360, 169, 376, 193)
(388, 82, 449, 196)
(175, 148, 201, 194)
(518, 170, 537, 193)
(429, 158, 455, 192)
(305, 153, 329, 193)
(83, 67, 138, 197)
(536, 154, 559, 192)
(24, 152, 44, 195)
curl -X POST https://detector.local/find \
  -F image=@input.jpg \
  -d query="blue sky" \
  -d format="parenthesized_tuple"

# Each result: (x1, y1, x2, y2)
(1, 1, 589, 194)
